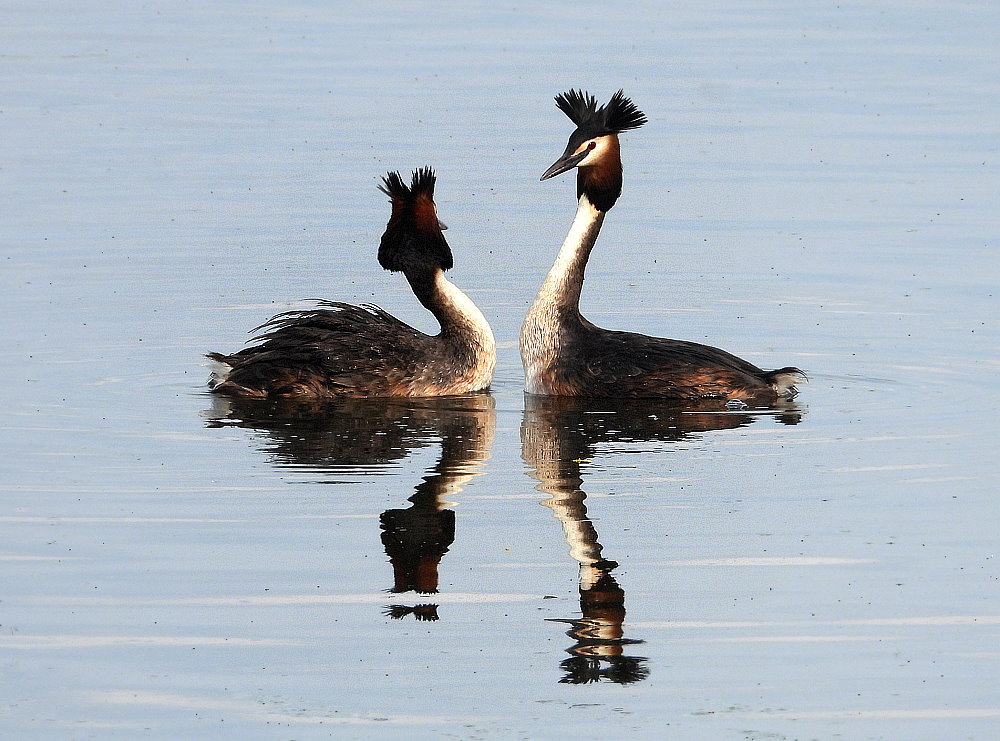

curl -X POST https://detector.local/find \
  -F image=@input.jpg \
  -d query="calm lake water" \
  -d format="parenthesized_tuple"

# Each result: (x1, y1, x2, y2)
(3, 1, 999, 739)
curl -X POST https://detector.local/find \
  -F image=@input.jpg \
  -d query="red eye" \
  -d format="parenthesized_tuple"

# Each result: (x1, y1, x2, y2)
(587, 141, 597, 150)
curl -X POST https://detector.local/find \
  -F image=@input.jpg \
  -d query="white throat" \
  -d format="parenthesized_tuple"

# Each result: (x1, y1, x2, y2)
(520, 197, 604, 394)
(435, 272, 493, 342)
(433, 271, 496, 385)
(536, 197, 603, 305)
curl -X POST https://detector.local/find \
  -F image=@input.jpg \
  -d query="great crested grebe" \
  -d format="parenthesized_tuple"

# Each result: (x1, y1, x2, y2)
(208, 167, 495, 398)
(520, 89, 803, 403)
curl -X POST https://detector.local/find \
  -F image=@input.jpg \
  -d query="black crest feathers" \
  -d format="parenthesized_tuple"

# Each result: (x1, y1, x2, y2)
(377, 170, 407, 200)
(408, 165, 436, 198)
(377, 167, 452, 274)
(554, 89, 647, 136)
(378, 166, 437, 201)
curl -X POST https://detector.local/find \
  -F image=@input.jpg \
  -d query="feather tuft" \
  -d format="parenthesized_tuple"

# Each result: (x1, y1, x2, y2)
(553, 89, 646, 135)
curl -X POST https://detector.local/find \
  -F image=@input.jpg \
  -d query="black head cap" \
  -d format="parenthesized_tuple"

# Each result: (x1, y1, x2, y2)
(554, 89, 647, 137)
(377, 167, 453, 273)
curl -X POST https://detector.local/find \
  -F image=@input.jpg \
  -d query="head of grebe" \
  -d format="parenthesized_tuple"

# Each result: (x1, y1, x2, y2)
(377, 167, 451, 276)
(540, 89, 647, 212)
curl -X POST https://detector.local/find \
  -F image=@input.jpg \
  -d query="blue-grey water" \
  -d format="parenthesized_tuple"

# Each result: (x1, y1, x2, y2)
(3, 1, 999, 739)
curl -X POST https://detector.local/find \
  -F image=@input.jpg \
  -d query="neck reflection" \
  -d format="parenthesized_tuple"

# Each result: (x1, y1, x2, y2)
(521, 396, 800, 684)
(206, 393, 496, 621)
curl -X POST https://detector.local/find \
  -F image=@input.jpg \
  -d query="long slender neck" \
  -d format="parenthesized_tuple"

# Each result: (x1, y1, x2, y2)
(520, 196, 605, 392)
(530, 196, 605, 320)
(406, 268, 495, 351)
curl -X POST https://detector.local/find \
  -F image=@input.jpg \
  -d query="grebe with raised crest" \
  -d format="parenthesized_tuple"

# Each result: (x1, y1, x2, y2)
(520, 89, 803, 403)
(209, 167, 495, 398)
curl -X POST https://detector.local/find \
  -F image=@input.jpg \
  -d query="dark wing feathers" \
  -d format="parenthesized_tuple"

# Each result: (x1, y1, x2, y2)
(210, 302, 431, 398)
(568, 326, 790, 401)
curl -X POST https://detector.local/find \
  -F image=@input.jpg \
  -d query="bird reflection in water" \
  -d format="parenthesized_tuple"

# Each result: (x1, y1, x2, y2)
(205, 393, 496, 620)
(521, 395, 801, 684)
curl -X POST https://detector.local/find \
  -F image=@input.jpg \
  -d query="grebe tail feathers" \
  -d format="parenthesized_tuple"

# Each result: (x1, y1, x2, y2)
(763, 367, 808, 399)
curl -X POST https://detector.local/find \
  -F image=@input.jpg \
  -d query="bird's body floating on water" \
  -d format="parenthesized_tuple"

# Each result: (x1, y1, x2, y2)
(519, 89, 803, 403)
(209, 167, 495, 398)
